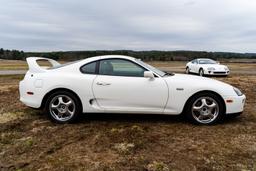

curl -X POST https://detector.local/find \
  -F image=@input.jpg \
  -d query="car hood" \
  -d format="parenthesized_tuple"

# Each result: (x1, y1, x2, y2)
(163, 73, 235, 96)
(200, 64, 227, 69)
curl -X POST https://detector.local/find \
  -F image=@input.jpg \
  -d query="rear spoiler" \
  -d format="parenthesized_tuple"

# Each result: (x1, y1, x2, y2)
(26, 57, 61, 73)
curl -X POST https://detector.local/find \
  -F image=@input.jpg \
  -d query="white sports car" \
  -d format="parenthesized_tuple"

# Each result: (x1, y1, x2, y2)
(19, 55, 245, 125)
(186, 58, 230, 76)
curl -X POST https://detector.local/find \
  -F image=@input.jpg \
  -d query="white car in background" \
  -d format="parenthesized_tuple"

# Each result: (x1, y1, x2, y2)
(186, 58, 230, 76)
(19, 55, 245, 125)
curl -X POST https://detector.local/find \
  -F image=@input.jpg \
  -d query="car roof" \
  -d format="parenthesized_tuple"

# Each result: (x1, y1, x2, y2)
(196, 58, 215, 61)
(78, 55, 136, 64)
(100, 55, 135, 60)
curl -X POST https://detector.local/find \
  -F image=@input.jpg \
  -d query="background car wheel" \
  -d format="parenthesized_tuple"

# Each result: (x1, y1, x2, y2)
(185, 67, 190, 74)
(199, 68, 204, 76)
(45, 91, 82, 123)
(185, 92, 225, 125)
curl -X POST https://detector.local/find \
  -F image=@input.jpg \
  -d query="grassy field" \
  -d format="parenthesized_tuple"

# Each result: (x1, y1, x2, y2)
(0, 60, 27, 70)
(147, 61, 256, 74)
(0, 62, 256, 170)
(0, 60, 66, 70)
(1, 59, 256, 72)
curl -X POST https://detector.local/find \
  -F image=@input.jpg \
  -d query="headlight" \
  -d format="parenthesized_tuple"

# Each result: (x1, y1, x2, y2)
(233, 87, 243, 96)
(207, 67, 215, 71)
(224, 67, 229, 71)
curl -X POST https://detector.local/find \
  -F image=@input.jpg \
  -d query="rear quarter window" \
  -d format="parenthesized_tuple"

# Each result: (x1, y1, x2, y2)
(80, 62, 97, 74)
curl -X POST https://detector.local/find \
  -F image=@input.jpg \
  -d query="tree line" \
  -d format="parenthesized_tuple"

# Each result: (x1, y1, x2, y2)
(1, 48, 256, 61)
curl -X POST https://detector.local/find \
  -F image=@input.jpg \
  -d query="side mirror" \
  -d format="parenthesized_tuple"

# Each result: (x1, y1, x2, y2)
(144, 71, 154, 79)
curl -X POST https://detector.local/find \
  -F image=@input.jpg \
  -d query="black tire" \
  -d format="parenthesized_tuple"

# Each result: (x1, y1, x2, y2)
(185, 67, 190, 74)
(45, 90, 82, 123)
(185, 92, 225, 125)
(199, 68, 204, 76)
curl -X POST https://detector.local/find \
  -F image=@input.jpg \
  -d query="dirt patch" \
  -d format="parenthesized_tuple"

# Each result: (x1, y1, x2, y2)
(0, 66, 256, 170)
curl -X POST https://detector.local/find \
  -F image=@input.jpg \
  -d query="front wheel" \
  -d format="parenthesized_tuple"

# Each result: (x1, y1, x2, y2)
(199, 68, 204, 76)
(185, 93, 225, 125)
(45, 91, 82, 123)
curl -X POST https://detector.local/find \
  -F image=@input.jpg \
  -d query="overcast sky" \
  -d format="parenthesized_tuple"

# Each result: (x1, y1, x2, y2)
(0, 0, 256, 52)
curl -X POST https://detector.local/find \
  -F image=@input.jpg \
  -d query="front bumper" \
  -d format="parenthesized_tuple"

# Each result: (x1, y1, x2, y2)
(224, 94, 246, 114)
(205, 70, 230, 75)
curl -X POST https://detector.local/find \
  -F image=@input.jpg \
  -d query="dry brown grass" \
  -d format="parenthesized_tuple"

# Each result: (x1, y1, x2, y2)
(148, 61, 256, 74)
(0, 60, 27, 70)
(0, 63, 256, 171)
(1, 59, 256, 72)
(0, 60, 67, 70)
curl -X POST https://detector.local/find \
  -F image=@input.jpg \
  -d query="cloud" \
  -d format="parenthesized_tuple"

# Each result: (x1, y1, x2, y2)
(0, 0, 256, 52)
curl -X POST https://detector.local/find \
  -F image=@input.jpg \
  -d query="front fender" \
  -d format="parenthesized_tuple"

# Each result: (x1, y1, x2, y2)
(163, 74, 236, 114)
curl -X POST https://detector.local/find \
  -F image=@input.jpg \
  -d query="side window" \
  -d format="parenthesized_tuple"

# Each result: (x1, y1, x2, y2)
(192, 59, 197, 64)
(80, 62, 97, 74)
(99, 59, 146, 77)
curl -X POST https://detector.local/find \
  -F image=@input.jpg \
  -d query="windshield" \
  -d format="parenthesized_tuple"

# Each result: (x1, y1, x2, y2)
(198, 59, 217, 64)
(135, 59, 166, 77)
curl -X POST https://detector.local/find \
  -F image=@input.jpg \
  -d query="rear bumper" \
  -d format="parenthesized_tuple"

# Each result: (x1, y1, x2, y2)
(19, 80, 42, 108)
(20, 97, 41, 108)
(226, 112, 242, 116)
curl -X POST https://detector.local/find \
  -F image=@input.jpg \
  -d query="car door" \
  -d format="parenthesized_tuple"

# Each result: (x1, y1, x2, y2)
(92, 59, 168, 113)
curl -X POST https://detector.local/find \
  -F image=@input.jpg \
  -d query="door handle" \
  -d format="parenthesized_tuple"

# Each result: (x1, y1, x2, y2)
(96, 82, 111, 86)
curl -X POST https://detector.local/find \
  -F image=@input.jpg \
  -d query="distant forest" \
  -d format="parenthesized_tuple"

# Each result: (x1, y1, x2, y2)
(1, 48, 256, 61)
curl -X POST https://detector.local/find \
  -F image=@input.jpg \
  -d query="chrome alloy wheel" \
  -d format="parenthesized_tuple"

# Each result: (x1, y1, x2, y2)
(49, 95, 76, 122)
(191, 97, 219, 124)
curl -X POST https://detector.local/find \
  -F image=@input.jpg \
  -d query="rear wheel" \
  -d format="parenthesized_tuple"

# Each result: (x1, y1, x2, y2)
(45, 91, 81, 123)
(185, 67, 190, 74)
(185, 93, 225, 125)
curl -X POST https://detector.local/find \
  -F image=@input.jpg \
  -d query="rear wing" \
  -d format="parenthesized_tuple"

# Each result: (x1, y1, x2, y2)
(26, 57, 61, 73)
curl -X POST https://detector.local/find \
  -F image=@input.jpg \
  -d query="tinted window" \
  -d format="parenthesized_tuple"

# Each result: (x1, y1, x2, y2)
(191, 59, 197, 64)
(81, 62, 97, 74)
(99, 59, 146, 77)
(135, 59, 165, 77)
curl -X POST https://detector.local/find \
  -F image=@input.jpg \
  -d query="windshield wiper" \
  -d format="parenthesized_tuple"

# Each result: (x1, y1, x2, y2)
(163, 71, 175, 76)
